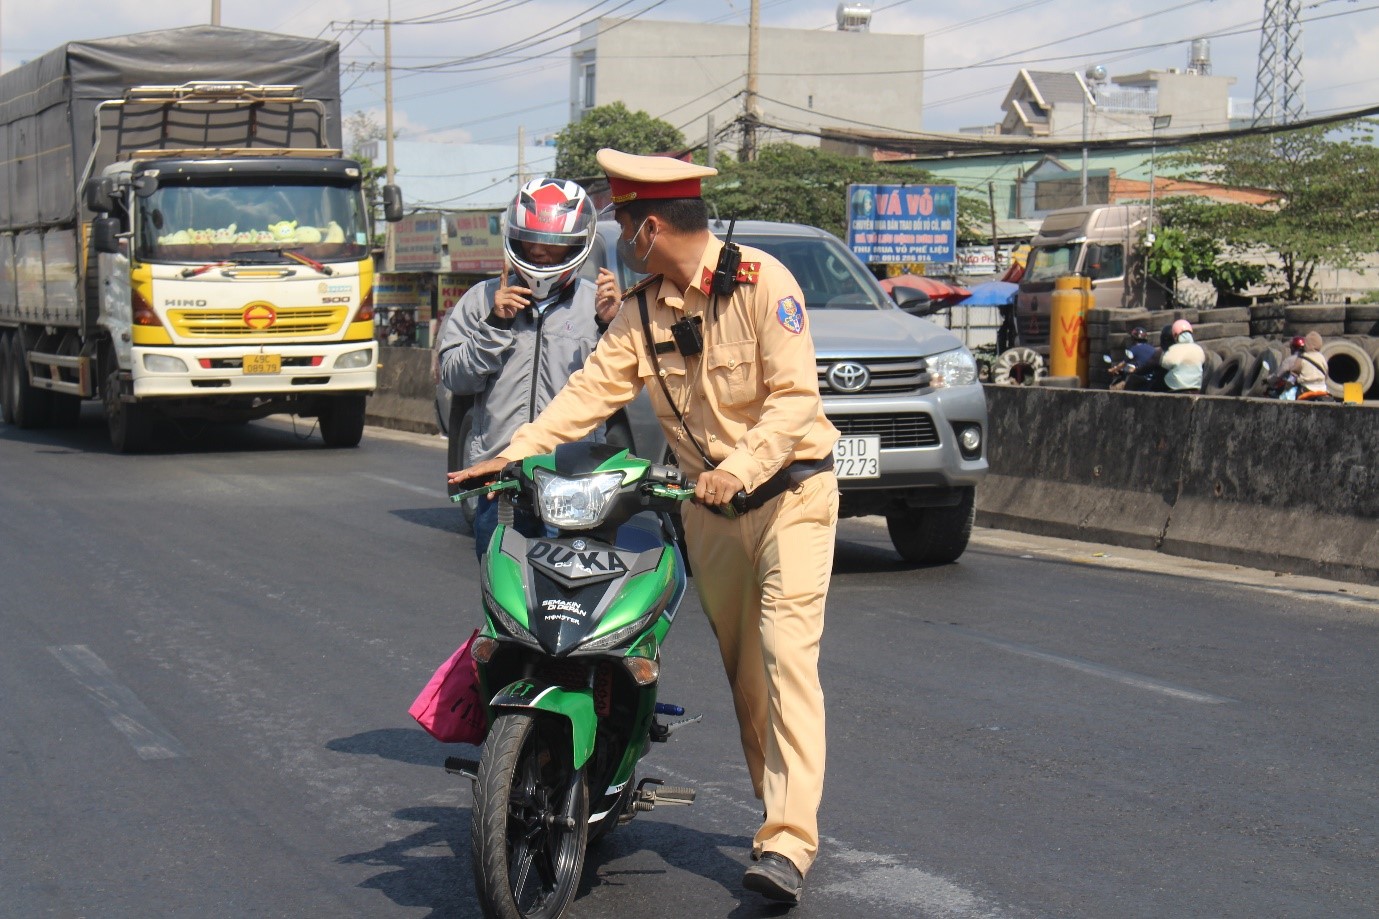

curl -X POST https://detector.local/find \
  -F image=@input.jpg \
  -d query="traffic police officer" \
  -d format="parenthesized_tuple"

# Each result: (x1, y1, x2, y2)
(449, 148, 840, 905)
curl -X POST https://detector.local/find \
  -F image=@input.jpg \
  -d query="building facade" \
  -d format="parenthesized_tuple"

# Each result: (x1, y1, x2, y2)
(568, 14, 924, 154)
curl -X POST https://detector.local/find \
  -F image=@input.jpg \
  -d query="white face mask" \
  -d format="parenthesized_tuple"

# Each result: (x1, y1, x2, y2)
(617, 217, 656, 274)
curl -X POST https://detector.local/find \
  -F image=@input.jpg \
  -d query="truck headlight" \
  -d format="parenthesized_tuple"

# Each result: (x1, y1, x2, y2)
(533, 467, 623, 530)
(336, 347, 374, 370)
(143, 354, 187, 373)
(928, 348, 978, 388)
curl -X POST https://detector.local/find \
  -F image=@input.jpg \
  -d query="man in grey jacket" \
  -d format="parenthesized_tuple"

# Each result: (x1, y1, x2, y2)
(437, 178, 621, 556)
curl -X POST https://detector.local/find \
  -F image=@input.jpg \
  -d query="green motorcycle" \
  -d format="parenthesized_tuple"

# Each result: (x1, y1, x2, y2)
(446, 442, 700, 919)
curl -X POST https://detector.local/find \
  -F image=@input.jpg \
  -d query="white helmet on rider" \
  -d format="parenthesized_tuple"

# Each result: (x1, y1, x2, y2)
(502, 178, 597, 301)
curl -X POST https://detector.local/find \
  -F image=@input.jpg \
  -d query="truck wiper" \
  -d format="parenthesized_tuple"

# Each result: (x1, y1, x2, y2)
(180, 260, 236, 278)
(233, 247, 334, 276)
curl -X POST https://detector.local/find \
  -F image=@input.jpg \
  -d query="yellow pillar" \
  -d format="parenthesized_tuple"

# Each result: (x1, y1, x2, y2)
(1050, 275, 1089, 384)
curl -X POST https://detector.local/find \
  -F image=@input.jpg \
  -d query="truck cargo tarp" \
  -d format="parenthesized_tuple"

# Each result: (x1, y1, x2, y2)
(0, 25, 342, 229)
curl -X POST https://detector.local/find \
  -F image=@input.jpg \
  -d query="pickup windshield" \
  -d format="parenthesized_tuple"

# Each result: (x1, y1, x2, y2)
(740, 233, 890, 310)
(136, 180, 370, 264)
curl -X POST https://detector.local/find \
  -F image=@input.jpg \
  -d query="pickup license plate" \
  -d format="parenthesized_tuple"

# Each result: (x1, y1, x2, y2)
(833, 435, 880, 479)
(242, 353, 282, 374)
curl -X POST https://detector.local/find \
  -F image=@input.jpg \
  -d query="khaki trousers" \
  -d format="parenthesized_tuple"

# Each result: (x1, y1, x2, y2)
(681, 470, 839, 874)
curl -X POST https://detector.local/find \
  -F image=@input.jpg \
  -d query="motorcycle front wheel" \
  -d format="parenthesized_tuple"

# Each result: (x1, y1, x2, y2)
(472, 712, 589, 919)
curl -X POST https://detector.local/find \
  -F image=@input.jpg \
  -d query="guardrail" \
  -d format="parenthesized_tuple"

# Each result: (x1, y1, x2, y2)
(977, 385, 1379, 584)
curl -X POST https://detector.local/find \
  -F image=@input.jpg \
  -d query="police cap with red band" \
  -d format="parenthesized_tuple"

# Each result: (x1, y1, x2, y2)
(597, 148, 718, 205)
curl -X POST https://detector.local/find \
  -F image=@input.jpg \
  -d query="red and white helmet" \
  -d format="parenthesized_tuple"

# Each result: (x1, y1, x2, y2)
(502, 178, 597, 300)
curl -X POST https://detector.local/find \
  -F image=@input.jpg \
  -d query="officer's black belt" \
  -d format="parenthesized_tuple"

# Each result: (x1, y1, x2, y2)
(711, 455, 834, 516)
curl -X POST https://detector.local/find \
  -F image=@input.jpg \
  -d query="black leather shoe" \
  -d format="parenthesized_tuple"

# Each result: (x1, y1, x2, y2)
(743, 852, 803, 904)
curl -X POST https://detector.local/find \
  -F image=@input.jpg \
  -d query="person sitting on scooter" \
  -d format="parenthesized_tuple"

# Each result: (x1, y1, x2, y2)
(1268, 332, 1329, 399)
(1159, 319, 1207, 392)
(1110, 326, 1160, 391)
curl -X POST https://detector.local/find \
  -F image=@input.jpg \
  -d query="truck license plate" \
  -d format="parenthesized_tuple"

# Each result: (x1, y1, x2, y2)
(833, 435, 880, 479)
(242, 353, 282, 374)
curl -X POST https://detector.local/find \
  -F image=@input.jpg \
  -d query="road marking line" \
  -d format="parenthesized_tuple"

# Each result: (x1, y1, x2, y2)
(650, 764, 1011, 917)
(941, 625, 1235, 704)
(48, 645, 186, 760)
(357, 473, 441, 498)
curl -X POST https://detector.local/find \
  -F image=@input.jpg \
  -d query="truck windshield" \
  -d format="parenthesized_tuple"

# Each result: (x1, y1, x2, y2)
(136, 180, 370, 264)
(1025, 243, 1082, 283)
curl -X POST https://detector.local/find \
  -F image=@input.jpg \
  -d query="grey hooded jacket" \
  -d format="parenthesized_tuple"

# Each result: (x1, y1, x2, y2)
(437, 277, 605, 463)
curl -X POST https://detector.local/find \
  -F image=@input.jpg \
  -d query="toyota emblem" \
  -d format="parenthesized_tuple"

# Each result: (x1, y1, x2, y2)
(826, 361, 870, 394)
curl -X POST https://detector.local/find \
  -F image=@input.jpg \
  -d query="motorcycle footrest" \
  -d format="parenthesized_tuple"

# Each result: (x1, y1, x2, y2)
(633, 776, 696, 810)
(444, 755, 480, 781)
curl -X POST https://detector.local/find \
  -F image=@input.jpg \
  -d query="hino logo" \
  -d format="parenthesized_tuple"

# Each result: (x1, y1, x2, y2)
(827, 361, 871, 394)
(165, 299, 208, 308)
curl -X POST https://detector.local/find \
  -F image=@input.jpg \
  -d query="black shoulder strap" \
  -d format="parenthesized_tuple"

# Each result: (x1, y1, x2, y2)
(637, 290, 714, 468)
(1301, 353, 1327, 375)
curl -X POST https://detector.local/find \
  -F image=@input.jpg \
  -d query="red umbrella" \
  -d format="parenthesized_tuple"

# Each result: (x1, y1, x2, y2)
(879, 274, 971, 302)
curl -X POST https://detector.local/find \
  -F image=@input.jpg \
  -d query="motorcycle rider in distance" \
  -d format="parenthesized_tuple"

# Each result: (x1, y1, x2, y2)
(1158, 319, 1207, 393)
(1267, 331, 1330, 400)
(436, 178, 622, 558)
(1109, 326, 1158, 391)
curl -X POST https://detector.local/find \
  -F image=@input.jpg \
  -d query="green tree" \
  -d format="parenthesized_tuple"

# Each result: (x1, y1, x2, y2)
(1144, 226, 1265, 304)
(702, 143, 989, 244)
(555, 103, 686, 180)
(344, 110, 393, 239)
(1159, 120, 1379, 300)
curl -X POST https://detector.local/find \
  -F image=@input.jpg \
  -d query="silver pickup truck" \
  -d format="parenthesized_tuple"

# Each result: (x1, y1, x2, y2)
(439, 219, 988, 564)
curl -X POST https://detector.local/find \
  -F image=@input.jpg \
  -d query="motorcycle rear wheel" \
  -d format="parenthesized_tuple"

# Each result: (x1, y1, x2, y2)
(472, 713, 589, 919)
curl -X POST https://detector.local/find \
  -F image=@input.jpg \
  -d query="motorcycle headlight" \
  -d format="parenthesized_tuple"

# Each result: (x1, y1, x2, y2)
(928, 348, 979, 389)
(532, 467, 624, 530)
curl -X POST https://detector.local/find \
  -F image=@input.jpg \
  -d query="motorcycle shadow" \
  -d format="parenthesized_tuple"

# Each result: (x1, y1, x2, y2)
(337, 801, 799, 917)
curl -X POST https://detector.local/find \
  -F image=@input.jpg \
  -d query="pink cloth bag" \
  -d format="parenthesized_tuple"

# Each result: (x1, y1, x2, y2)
(409, 629, 487, 744)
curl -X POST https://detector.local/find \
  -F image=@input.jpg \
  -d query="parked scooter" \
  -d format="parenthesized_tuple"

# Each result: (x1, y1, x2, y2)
(442, 443, 702, 919)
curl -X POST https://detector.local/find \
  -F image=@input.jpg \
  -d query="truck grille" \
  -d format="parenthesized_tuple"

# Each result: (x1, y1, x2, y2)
(167, 306, 348, 338)
(817, 356, 929, 394)
(832, 413, 940, 448)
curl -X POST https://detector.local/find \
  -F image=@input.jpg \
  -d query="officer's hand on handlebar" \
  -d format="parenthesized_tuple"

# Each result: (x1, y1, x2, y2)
(447, 456, 511, 495)
(695, 468, 745, 509)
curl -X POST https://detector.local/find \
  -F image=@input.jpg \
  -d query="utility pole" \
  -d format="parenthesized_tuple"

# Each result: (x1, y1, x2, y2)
(1253, 0, 1306, 125)
(384, 4, 396, 186)
(211, 0, 221, 25)
(517, 126, 527, 188)
(741, 0, 760, 163)
(988, 182, 1000, 270)
(706, 114, 716, 169)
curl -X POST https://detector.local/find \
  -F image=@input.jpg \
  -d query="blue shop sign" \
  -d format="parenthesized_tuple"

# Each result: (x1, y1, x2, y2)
(847, 184, 957, 264)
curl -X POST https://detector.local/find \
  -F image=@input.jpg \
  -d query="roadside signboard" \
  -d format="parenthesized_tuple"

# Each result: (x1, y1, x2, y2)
(847, 184, 957, 264)
(386, 212, 445, 271)
(447, 211, 504, 273)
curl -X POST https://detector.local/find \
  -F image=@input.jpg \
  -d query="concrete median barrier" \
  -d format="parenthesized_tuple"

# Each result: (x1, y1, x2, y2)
(979, 385, 1379, 583)
(366, 345, 440, 435)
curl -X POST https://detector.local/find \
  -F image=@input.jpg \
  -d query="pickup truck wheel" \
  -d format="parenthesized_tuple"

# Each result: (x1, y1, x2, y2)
(446, 405, 477, 527)
(319, 394, 366, 447)
(886, 487, 975, 565)
(10, 333, 52, 429)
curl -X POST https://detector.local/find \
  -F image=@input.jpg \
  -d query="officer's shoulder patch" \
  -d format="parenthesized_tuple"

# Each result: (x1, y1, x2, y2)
(621, 274, 663, 302)
(776, 296, 804, 334)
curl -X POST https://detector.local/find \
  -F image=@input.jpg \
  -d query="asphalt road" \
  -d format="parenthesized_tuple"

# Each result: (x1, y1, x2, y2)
(2, 413, 1376, 918)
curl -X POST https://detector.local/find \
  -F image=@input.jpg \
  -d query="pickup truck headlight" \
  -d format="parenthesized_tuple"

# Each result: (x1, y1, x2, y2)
(928, 348, 978, 388)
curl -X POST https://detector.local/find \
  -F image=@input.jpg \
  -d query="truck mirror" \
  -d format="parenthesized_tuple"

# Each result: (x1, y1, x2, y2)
(83, 177, 109, 213)
(382, 184, 404, 223)
(92, 216, 122, 254)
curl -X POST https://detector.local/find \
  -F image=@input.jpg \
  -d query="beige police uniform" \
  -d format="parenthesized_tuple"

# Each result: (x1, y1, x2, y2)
(500, 152, 839, 875)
